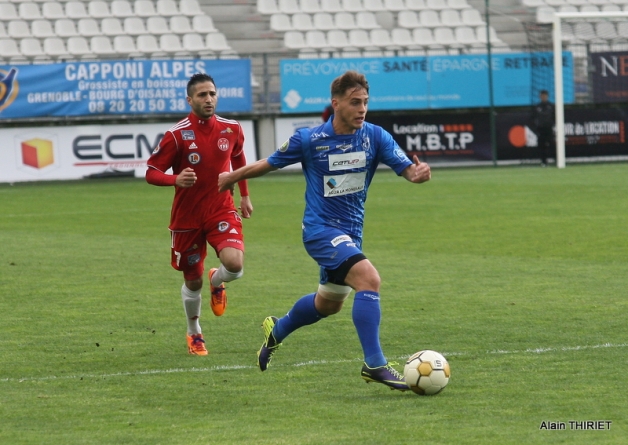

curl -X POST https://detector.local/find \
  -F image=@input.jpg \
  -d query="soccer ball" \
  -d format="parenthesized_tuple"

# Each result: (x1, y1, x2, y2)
(404, 350, 450, 395)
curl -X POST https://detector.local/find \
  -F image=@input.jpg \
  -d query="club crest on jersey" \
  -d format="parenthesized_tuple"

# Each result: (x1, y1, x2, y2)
(336, 143, 352, 151)
(221, 128, 234, 134)
(218, 221, 230, 232)
(181, 130, 195, 140)
(152, 144, 161, 154)
(218, 138, 229, 151)
(362, 135, 371, 152)
(188, 152, 200, 164)
(188, 142, 198, 149)
(278, 139, 289, 152)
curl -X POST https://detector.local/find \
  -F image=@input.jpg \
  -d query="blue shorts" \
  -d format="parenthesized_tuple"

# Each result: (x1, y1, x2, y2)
(303, 228, 364, 285)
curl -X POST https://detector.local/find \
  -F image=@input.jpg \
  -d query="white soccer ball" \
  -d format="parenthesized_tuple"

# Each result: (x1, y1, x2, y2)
(404, 350, 450, 395)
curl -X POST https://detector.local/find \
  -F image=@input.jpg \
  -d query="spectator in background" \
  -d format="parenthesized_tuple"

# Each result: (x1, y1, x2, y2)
(532, 89, 555, 166)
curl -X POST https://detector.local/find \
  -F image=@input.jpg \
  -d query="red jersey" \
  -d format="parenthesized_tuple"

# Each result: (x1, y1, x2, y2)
(146, 112, 248, 230)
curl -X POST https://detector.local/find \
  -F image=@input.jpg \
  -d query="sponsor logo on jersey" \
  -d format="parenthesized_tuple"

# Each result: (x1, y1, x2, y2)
(329, 152, 366, 171)
(153, 144, 161, 154)
(316, 145, 330, 151)
(229, 228, 239, 234)
(331, 235, 352, 247)
(188, 152, 200, 164)
(311, 132, 329, 140)
(323, 172, 366, 197)
(278, 139, 289, 152)
(336, 143, 352, 151)
(218, 221, 230, 232)
(221, 128, 234, 134)
(218, 138, 229, 151)
(181, 130, 195, 140)
(189, 142, 198, 149)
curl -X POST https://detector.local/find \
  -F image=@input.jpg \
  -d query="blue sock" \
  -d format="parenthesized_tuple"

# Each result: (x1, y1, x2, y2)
(352, 291, 386, 368)
(273, 293, 325, 342)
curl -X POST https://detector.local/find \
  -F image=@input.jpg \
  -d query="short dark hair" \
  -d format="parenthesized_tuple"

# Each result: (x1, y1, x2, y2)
(187, 73, 216, 97)
(330, 71, 369, 99)
(540, 89, 549, 95)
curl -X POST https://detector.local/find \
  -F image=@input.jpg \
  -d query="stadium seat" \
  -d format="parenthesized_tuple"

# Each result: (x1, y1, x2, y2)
(147, 17, 170, 35)
(8, 21, 32, 39)
(42, 2, 65, 19)
(301, 0, 323, 13)
(257, 0, 280, 14)
(475, 25, 505, 45)
(279, 0, 301, 13)
(427, 0, 449, 9)
(206, 32, 232, 51)
(347, 29, 372, 48)
(413, 27, 437, 47)
(292, 13, 315, 30)
(54, 19, 78, 37)
(31, 19, 55, 38)
(454, 25, 480, 45)
(67, 36, 96, 58)
(405, 0, 427, 9)
(580, 5, 600, 12)
(326, 29, 351, 47)
(135, 0, 159, 17)
(283, 30, 307, 48)
(391, 28, 415, 46)
(364, 0, 387, 11)
(182, 32, 216, 57)
(602, 4, 621, 11)
(305, 30, 329, 49)
(461, 8, 485, 26)
(88, 1, 111, 19)
(370, 28, 401, 50)
(384, 0, 407, 10)
(137, 34, 167, 58)
(90, 36, 117, 56)
(342, 0, 364, 12)
(65, 2, 88, 19)
(398, 11, 420, 27)
(356, 11, 381, 28)
(546, 0, 567, 6)
(43, 37, 70, 59)
(522, 0, 545, 6)
(160, 34, 190, 57)
(419, 10, 442, 27)
(19, 2, 43, 20)
(111, 0, 134, 18)
(0, 3, 19, 21)
(441, 9, 462, 26)
(536, 6, 555, 23)
(180, 0, 203, 16)
(565, 0, 587, 5)
(572, 22, 595, 40)
(192, 15, 217, 33)
(618, 22, 628, 38)
(101, 18, 124, 36)
(77, 19, 102, 37)
(558, 5, 579, 13)
(321, 0, 345, 12)
(124, 17, 148, 35)
(113, 35, 144, 58)
(447, 0, 471, 9)
(335, 12, 359, 29)
(313, 12, 336, 29)
(0, 23, 6, 39)
(270, 13, 293, 31)
(157, 0, 180, 17)
(434, 27, 462, 46)
(170, 16, 193, 34)
(0, 38, 28, 63)
(596, 22, 618, 39)
(20, 37, 50, 61)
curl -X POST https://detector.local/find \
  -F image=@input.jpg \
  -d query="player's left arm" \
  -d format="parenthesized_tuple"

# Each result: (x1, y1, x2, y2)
(230, 126, 253, 218)
(402, 155, 431, 184)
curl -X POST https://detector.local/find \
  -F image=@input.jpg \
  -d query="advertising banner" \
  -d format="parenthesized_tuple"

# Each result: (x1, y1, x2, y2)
(368, 112, 492, 162)
(0, 59, 251, 119)
(279, 52, 573, 113)
(591, 51, 628, 103)
(0, 120, 257, 183)
(496, 107, 627, 160)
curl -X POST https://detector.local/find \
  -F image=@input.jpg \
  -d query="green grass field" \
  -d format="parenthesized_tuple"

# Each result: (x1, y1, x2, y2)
(1, 163, 627, 444)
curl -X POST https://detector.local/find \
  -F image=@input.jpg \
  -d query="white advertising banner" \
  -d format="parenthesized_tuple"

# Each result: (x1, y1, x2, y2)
(273, 116, 323, 171)
(0, 120, 257, 183)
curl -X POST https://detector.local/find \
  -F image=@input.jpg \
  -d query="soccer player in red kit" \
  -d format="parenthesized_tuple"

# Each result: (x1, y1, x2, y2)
(146, 73, 253, 355)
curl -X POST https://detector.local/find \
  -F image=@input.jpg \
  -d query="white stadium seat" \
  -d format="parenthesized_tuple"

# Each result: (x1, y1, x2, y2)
(356, 12, 381, 28)
(419, 10, 442, 27)
(113, 35, 144, 58)
(301, 0, 323, 13)
(160, 33, 189, 56)
(206, 32, 233, 51)
(88, 1, 111, 19)
(447, 0, 471, 9)
(19, 2, 43, 20)
(77, 19, 101, 37)
(31, 19, 55, 38)
(170, 16, 194, 34)
(0, 23, 7, 39)
(313, 12, 336, 30)
(183, 32, 215, 57)
(55, 19, 78, 37)
(157, 0, 180, 17)
(21, 37, 49, 61)
(279, 0, 301, 13)
(8, 21, 32, 39)
(305, 30, 329, 49)
(455, 26, 480, 45)
(461, 8, 485, 26)
(326, 29, 351, 47)
(0, 38, 28, 63)
(124, 18, 148, 36)
(135, 0, 159, 17)
(67, 36, 96, 58)
(364, 0, 387, 11)
(283, 30, 307, 49)
(90, 36, 117, 56)
(65, 2, 89, 19)
(43, 37, 70, 59)
(293, 13, 315, 30)
(384, 0, 407, 10)
(193, 15, 217, 33)
(111, 1, 134, 18)
(321, 0, 345, 13)
(334, 12, 359, 29)
(42, 2, 65, 19)
(398, 11, 420, 27)
(434, 26, 461, 46)
(270, 13, 293, 31)
(441, 9, 462, 26)
(101, 18, 124, 36)
(342, 0, 364, 12)
(0, 3, 19, 21)
(147, 17, 170, 35)
(257, 0, 280, 14)
(137, 34, 167, 57)
(180, 0, 203, 16)
(427, 0, 449, 9)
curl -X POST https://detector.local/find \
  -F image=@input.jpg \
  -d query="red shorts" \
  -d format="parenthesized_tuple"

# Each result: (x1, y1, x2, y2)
(169, 210, 244, 281)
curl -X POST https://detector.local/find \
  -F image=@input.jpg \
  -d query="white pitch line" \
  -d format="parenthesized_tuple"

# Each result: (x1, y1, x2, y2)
(1, 342, 626, 384)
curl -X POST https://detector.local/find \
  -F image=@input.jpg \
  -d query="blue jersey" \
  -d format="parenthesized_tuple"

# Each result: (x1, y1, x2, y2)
(268, 118, 412, 241)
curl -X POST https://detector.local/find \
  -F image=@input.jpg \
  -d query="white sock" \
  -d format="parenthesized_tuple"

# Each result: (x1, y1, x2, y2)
(181, 284, 202, 335)
(210, 264, 243, 286)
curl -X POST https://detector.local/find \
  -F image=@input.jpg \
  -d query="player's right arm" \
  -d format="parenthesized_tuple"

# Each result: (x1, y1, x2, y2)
(218, 159, 276, 193)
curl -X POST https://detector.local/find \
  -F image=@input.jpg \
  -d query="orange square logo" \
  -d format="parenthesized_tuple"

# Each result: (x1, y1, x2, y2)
(21, 138, 54, 169)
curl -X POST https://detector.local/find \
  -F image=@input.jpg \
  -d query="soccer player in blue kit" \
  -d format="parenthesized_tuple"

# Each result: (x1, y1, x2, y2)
(218, 70, 431, 391)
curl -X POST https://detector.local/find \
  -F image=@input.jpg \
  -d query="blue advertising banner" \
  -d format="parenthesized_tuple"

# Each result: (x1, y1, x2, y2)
(0, 59, 251, 119)
(279, 52, 574, 113)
